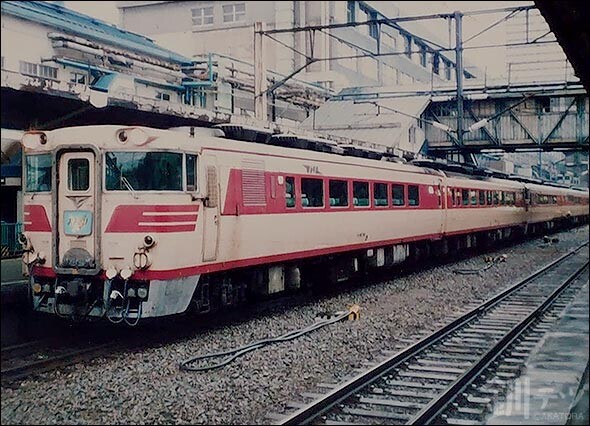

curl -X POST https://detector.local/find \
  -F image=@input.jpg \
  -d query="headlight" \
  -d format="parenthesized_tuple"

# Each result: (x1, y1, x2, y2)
(21, 132, 47, 149)
(105, 267, 118, 280)
(120, 267, 133, 280)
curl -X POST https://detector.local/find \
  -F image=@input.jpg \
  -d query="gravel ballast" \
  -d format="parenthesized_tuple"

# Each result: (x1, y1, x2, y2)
(2, 226, 588, 425)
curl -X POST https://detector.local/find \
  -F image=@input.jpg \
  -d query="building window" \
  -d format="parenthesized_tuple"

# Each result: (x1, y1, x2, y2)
(404, 34, 412, 58)
(408, 185, 420, 206)
(347, 1, 355, 23)
(20, 61, 57, 80)
(301, 178, 323, 208)
(20, 61, 38, 77)
(285, 176, 295, 208)
(223, 3, 245, 23)
(40, 65, 57, 79)
(192, 6, 214, 26)
(392, 184, 405, 206)
(70, 72, 86, 84)
(353, 181, 369, 207)
(156, 92, 171, 101)
(329, 180, 349, 207)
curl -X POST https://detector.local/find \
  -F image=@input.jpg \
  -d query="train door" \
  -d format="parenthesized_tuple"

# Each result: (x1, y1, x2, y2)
(202, 156, 220, 262)
(55, 151, 99, 273)
(437, 179, 446, 235)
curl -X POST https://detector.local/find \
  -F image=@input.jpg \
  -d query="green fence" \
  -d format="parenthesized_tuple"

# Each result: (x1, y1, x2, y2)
(1, 222, 23, 258)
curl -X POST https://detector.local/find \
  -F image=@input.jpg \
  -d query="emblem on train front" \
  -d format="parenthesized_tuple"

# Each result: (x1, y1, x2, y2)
(64, 210, 93, 236)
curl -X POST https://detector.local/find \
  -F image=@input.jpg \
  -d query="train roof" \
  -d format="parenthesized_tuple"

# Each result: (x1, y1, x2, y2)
(21, 125, 590, 195)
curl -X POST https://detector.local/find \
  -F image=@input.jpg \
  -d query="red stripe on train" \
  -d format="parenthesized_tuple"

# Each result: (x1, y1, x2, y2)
(23, 205, 51, 232)
(105, 205, 199, 233)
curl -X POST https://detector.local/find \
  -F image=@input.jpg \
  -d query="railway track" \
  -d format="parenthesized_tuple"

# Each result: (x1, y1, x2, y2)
(1, 337, 120, 383)
(276, 241, 589, 425)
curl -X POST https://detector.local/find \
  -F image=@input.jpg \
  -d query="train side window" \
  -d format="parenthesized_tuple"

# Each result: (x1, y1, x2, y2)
(301, 177, 324, 208)
(373, 183, 388, 207)
(462, 189, 469, 206)
(353, 181, 369, 207)
(285, 176, 295, 208)
(500, 191, 506, 205)
(493, 191, 500, 205)
(486, 190, 493, 205)
(551, 195, 557, 204)
(408, 185, 420, 206)
(329, 179, 348, 207)
(186, 154, 197, 191)
(68, 158, 89, 191)
(470, 190, 477, 205)
(450, 188, 455, 206)
(478, 190, 485, 205)
(392, 184, 405, 206)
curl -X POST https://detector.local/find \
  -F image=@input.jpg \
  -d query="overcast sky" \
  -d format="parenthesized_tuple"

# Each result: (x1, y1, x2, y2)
(65, 1, 539, 78)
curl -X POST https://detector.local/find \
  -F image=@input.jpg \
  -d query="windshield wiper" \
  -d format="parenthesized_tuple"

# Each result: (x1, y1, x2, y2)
(106, 153, 138, 199)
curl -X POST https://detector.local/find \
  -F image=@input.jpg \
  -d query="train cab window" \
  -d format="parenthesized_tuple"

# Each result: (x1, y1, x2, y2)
(462, 189, 469, 206)
(408, 185, 420, 206)
(68, 158, 89, 191)
(105, 151, 183, 191)
(186, 154, 197, 191)
(285, 177, 296, 208)
(470, 190, 477, 205)
(353, 181, 369, 207)
(373, 183, 388, 207)
(25, 154, 52, 192)
(392, 184, 405, 206)
(478, 190, 485, 205)
(329, 179, 348, 207)
(301, 178, 324, 208)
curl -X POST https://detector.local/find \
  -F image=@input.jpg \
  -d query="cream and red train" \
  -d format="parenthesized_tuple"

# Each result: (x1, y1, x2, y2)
(19, 125, 589, 323)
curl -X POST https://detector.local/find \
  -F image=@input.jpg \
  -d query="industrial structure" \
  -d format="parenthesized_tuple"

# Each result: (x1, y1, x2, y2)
(117, 1, 479, 91)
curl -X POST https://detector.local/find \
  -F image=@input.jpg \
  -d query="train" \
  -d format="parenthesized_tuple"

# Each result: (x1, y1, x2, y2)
(19, 125, 588, 324)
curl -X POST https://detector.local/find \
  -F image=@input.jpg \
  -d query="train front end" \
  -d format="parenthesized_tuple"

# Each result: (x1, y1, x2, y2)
(20, 127, 203, 324)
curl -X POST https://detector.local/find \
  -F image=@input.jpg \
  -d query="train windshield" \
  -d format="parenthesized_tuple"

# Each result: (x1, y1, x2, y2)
(105, 151, 183, 191)
(25, 154, 52, 192)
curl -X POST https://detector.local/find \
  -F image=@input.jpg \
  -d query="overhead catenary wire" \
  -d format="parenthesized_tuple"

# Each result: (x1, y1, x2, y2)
(180, 306, 359, 372)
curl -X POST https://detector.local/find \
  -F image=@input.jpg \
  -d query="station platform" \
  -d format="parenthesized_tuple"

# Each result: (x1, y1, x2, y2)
(487, 280, 590, 425)
(1, 257, 27, 305)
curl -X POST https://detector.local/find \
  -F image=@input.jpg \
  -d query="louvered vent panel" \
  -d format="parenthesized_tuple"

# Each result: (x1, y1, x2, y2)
(242, 160, 266, 206)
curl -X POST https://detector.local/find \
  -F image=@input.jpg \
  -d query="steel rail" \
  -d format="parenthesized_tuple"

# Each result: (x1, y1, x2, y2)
(409, 260, 589, 424)
(277, 241, 588, 425)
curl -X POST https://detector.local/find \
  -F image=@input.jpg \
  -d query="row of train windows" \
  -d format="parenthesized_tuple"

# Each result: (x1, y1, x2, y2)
(534, 194, 559, 205)
(285, 178, 420, 208)
(450, 189, 517, 207)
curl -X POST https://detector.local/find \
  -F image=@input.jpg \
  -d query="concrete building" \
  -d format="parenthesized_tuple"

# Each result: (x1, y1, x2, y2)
(117, 1, 477, 92)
